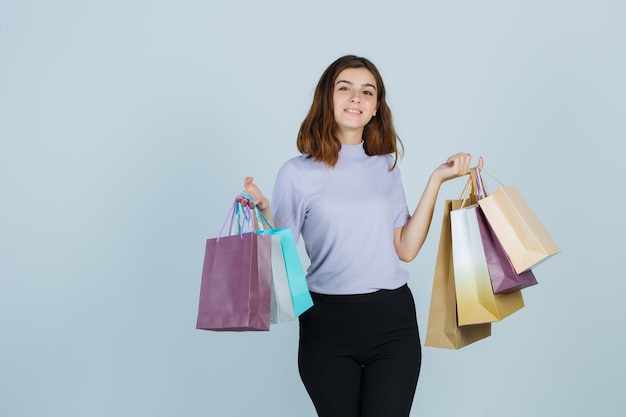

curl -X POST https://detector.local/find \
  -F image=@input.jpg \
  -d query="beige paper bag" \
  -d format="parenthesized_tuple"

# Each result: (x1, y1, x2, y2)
(478, 185, 560, 274)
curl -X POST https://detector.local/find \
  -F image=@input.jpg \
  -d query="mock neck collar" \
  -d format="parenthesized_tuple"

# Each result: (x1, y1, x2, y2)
(339, 141, 365, 156)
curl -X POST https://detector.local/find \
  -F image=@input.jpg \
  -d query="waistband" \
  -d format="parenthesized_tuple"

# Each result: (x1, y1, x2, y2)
(310, 284, 409, 304)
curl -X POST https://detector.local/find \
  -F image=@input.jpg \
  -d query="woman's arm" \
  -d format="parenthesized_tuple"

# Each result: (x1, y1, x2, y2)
(393, 153, 481, 262)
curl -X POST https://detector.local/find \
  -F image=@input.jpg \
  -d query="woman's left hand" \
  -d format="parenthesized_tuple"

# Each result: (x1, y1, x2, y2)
(432, 153, 483, 183)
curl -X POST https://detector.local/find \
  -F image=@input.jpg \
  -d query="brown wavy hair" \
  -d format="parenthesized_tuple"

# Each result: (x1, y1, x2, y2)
(296, 55, 403, 169)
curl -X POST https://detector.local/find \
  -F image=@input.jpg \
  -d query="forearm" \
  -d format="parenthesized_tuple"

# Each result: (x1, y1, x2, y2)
(396, 174, 443, 262)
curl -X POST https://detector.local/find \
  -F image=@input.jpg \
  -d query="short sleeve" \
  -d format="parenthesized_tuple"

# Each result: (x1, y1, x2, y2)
(391, 163, 410, 229)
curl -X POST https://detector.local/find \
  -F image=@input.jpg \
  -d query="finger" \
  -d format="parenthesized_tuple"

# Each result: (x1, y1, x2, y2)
(450, 154, 471, 174)
(462, 160, 470, 173)
(450, 153, 470, 163)
(461, 153, 472, 173)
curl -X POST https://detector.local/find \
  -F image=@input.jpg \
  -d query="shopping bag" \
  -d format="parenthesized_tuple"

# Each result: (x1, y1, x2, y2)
(257, 227, 313, 318)
(425, 199, 491, 349)
(477, 170, 560, 274)
(451, 198, 525, 325)
(244, 192, 313, 319)
(476, 206, 538, 294)
(196, 200, 272, 331)
(268, 233, 296, 324)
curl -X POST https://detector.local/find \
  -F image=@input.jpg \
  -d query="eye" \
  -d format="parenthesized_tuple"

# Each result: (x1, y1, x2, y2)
(363, 90, 374, 96)
(338, 86, 350, 91)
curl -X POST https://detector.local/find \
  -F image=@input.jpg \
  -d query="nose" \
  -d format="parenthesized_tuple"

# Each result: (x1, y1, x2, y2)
(350, 94, 361, 103)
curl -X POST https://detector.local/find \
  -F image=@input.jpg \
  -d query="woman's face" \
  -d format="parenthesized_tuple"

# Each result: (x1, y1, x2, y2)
(332, 67, 378, 143)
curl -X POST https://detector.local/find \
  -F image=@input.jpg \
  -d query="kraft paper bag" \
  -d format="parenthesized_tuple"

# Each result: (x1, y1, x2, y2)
(478, 184, 560, 274)
(425, 200, 491, 349)
(196, 231, 272, 331)
(451, 201, 525, 326)
(476, 206, 538, 294)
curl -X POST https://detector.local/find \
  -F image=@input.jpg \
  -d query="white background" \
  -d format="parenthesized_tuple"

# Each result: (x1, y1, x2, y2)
(1, 1, 624, 416)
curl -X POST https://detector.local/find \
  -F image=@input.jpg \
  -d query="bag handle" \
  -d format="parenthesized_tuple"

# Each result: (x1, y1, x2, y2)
(239, 192, 273, 231)
(458, 176, 474, 207)
(459, 170, 482, 207)
(458, 167, 491, 206)
(473, 167, 489, 200)
(480, 167, 510, 187)
(215, 194, 266, 240)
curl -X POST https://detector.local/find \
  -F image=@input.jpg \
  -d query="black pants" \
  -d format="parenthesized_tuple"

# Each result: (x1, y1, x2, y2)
(298, 284, 422, 417)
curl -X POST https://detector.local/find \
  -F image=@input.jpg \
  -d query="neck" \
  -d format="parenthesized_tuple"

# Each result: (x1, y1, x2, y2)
(336, 127, 364, 145)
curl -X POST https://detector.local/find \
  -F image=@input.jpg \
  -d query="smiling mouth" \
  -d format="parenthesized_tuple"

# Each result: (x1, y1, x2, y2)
(344, 108, 362, 115)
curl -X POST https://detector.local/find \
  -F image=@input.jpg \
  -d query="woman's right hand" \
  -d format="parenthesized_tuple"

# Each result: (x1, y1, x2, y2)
(238, 176, 270, 211)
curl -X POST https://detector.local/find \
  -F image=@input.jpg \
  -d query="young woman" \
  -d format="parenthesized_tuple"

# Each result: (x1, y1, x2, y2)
(240, 55, 481, 417)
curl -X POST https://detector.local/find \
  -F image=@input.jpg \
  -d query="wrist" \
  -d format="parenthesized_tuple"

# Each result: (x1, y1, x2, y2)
(428, 173, 445, 188)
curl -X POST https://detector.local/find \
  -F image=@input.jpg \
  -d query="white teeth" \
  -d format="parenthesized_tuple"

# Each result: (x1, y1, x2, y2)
(345, 109, 361, 114)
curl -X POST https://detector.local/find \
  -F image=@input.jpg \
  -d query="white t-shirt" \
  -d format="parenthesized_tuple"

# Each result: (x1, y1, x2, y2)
(271, 142, 411, 295)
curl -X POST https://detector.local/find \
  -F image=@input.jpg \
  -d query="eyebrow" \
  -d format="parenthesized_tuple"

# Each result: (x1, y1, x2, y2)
(336, 79, 377, 90)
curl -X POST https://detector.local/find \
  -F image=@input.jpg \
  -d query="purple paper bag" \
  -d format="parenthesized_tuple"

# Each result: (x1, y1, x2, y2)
(196, 231, 272, 331)
(476, 206, 538, 294)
